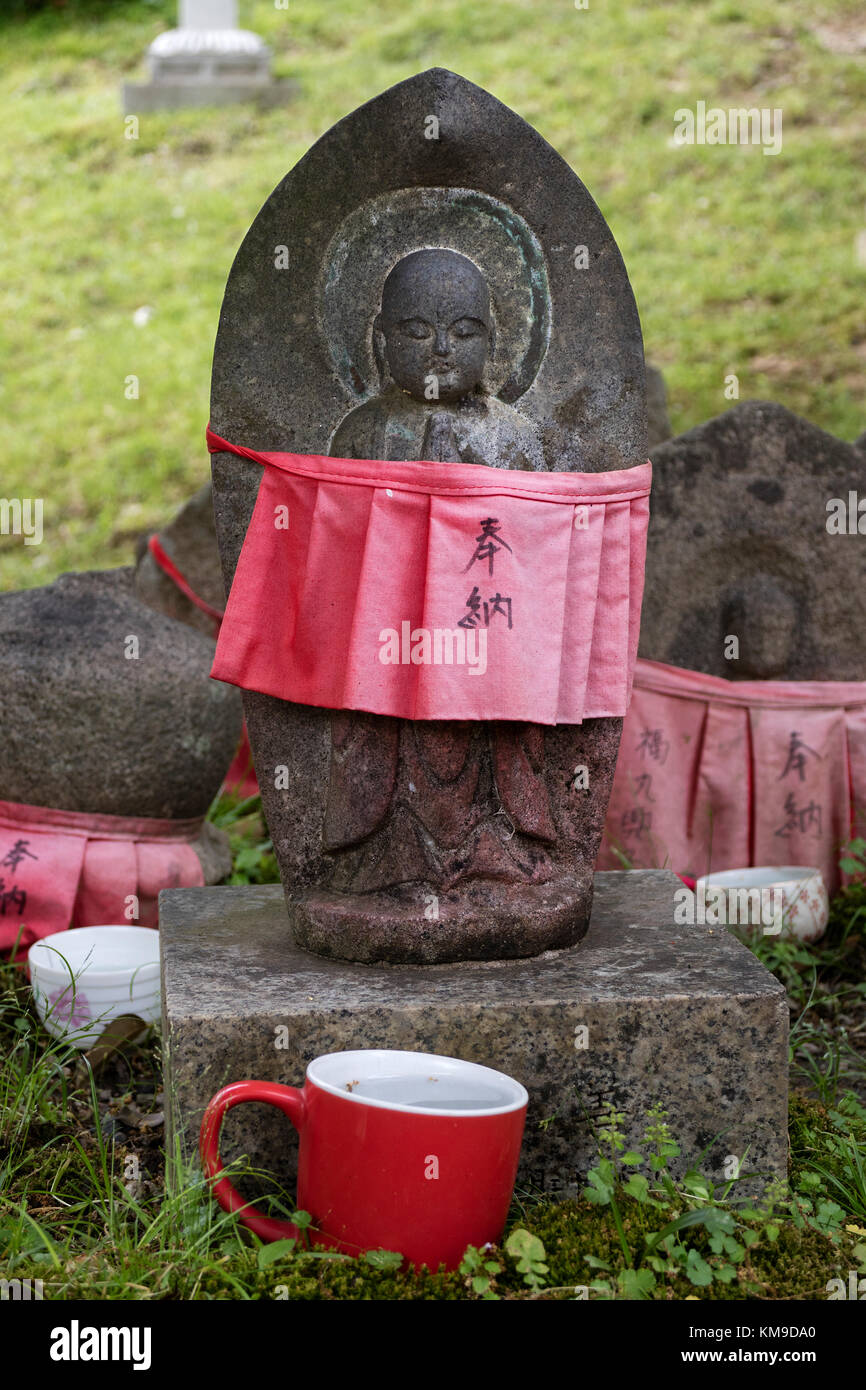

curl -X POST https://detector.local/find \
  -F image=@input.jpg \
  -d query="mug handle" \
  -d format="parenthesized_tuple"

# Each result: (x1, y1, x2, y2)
(199, 1080, 306, 1243)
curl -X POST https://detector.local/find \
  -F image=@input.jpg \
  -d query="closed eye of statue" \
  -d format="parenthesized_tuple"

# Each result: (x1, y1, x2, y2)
(450, 317, 486, 338)
(397, 319, 434, 339)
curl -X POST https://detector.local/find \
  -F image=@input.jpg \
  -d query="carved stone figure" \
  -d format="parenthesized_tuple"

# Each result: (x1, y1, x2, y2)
(638, 401, 866, 681)
(323, 247, 554, 905)
(330, 248, 544, 470)
(210, 69, 648, 963)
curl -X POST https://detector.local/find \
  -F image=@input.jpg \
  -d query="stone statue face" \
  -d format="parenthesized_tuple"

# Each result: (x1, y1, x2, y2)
(376, 249, 491, 404)
(722, 578, 800, 680)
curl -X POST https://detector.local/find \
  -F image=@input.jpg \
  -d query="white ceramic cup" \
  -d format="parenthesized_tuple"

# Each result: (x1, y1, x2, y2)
(694, 866, 829, 943)
(28, 925, 161, 1049)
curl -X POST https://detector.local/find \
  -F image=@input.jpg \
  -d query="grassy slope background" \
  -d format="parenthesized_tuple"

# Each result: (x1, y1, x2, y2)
(0, 0, 864, 593)
(1, 3, 866, 1300)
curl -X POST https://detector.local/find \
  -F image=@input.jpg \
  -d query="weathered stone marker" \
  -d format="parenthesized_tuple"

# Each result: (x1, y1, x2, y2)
(123, 0, 295, 114)
(135, 482, 225, 638)
(645, 363, 672, 449)
(599, 400, 866, 885)
(638, 400, 866, 681)
(209, 67, 647, 966)
(0, 569, 239, 830)
(0, 569, 241, 942)
(182, 0, 236, 25)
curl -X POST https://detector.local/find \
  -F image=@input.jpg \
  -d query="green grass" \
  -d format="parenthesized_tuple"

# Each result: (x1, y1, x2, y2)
(1, 0, 865, 591)
(2, 0, 866, 1300)
(1, 1012, 863, 1299)
(1, 793, 865, 1300)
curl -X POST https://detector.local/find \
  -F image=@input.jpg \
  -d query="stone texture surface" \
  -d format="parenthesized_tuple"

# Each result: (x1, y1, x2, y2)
(191, 820, 234, 884)
(646, 362, 672, 449)
(262, 711, 624, 965)
(134, 482, 225, 637)
(0, 568, 242, 834)
(639, 400, 866, 680)
(161, 870, 789, 1202)
(210, 68, 646, 477)
(210, 68, 648, 963)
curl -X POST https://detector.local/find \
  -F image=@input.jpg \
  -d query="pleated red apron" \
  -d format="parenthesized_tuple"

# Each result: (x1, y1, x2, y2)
(207, 428, 652, 725)
(0, 800, 205, 958)
(598, 658, 866, 894)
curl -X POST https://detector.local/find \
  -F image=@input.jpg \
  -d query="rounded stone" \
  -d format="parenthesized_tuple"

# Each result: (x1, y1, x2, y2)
(0, 567, 242, 821)
(639, 400, 866, 681)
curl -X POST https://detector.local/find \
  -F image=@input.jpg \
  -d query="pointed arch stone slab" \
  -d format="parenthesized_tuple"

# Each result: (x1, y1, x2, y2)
(211, 68, 646, 575)
(209, 70, 647, 963)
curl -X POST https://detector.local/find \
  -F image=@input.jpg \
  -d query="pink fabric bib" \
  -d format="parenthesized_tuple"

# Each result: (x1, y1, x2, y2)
(0, 800, 205, 958)
(207, 428, 651, 725)
(598, 658, 866, 893)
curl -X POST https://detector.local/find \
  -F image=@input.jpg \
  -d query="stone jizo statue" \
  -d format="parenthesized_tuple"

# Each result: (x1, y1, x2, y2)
(210, 70, 649, 964)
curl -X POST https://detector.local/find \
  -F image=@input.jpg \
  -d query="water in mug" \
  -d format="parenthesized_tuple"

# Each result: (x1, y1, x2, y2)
(345, 1073, 513, 1111)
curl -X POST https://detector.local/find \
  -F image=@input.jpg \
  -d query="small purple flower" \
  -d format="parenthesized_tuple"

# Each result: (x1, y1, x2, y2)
(45, 983, 92, 1030)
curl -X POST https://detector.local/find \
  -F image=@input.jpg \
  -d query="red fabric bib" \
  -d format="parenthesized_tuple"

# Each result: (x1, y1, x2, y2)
(598, 658, 866, 893)
(207, 428, 651, 725)
(0, 800, 205, 958)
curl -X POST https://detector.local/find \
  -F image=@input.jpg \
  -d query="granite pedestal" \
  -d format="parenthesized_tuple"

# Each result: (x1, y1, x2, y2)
(160, 871, 788, 1205)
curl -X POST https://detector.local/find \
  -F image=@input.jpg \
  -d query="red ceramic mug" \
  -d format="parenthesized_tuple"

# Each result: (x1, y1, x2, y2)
(200, 1048, 528, 1270)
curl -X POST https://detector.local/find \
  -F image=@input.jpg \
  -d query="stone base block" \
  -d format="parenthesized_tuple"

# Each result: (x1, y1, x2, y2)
(122, 79, 297, 114)
(160, 871, 788, 1205)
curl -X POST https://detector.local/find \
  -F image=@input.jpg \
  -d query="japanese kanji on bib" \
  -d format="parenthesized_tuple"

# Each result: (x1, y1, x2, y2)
(207, 428, 652, 725)
(597, 658, 866, 894)
(0, 800, 205, 959)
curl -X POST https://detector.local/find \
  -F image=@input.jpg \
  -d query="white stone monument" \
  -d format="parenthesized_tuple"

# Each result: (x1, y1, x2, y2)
(123, 0, 295, 113)
(181, 0, 238, 25)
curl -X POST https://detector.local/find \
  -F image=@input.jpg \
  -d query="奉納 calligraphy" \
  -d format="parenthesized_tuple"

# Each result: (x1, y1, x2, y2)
(464, 517, 513, 577)
(774, 793, 823, 839)
(778, 731, 822, 783)
(1, 838, 38, 873)
(0, 878, 27, 916)
(457, 587, 513, 631)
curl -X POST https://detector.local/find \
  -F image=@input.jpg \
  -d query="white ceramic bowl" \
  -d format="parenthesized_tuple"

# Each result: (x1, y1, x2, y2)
(694, 866, 828, 943)
(28, 926, 161, 1049)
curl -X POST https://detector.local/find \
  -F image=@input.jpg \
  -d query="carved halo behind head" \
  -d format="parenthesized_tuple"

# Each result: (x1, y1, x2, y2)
(319, 187, 551, 406)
